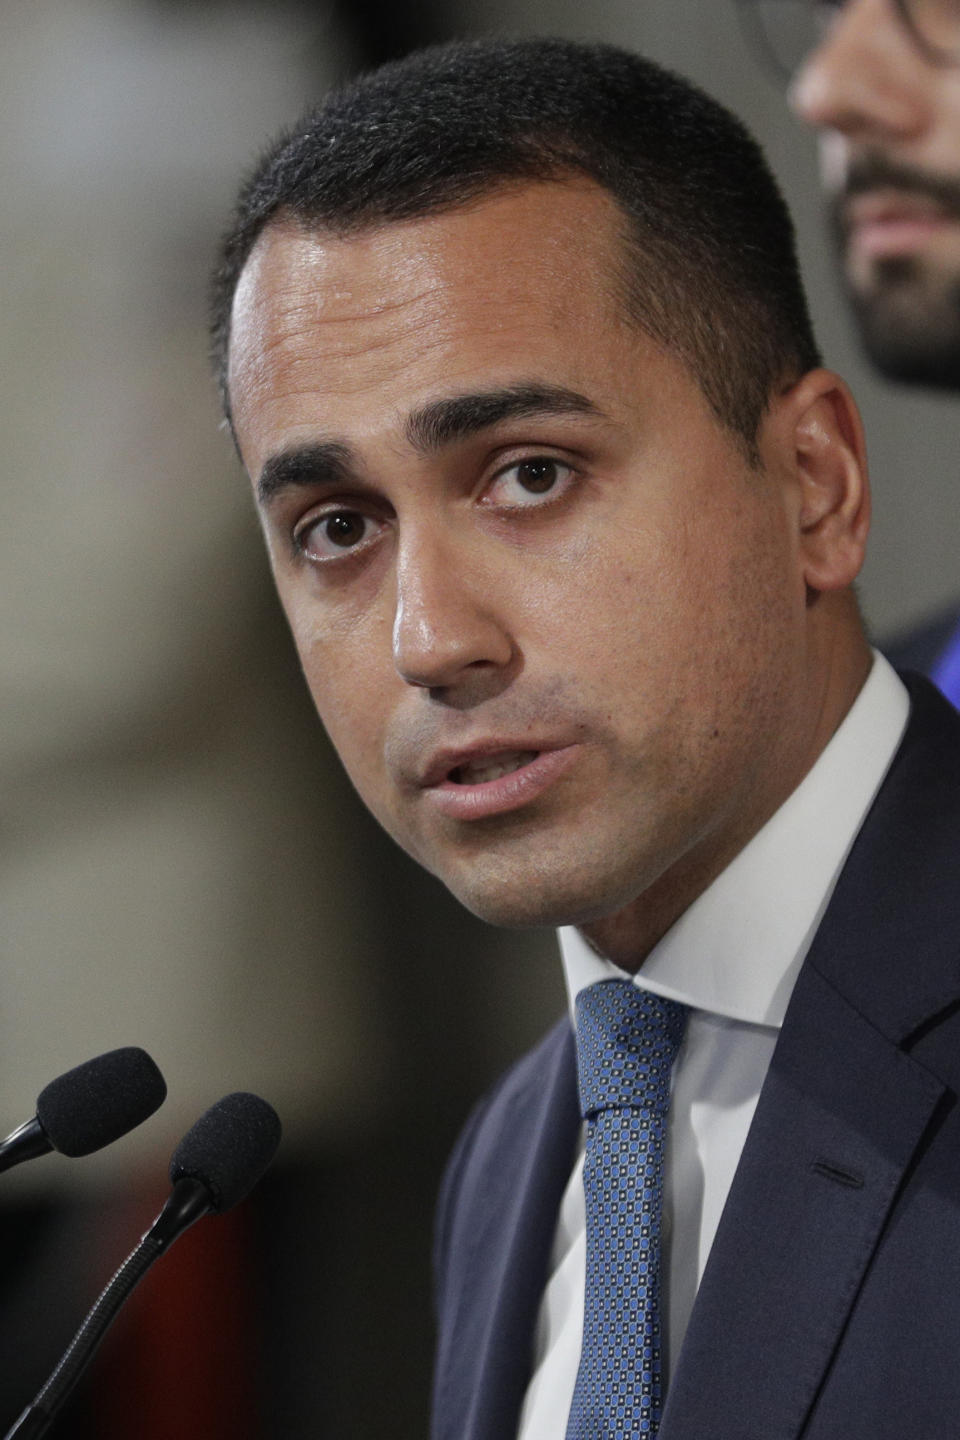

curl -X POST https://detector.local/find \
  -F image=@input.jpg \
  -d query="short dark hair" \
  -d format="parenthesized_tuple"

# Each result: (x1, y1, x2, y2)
(211, 36, 821, 455)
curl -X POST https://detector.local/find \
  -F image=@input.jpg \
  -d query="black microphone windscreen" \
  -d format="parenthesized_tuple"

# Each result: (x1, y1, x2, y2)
(35, 1047, 167, 1158)
(169, 1092, 281, 1213)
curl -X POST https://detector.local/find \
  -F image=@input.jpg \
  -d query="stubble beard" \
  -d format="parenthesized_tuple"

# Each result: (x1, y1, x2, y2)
(831, 152, 960, 392)
(843, 250, 960, 390)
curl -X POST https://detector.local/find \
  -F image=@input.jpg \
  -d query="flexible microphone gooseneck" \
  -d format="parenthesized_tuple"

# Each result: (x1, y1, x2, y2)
(0, 1048, 167, 1175)
(3, 1092, 282, 1440)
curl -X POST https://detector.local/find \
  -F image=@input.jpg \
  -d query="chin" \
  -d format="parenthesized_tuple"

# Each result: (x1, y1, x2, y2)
(859, 325, 960, 391)
(436, 851, 638, 933)
(849, 265, 960, 390)
(442, 873, 574, 930)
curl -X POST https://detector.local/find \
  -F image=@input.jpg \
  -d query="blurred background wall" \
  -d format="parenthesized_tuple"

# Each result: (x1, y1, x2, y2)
(2, 1, 957, 1435)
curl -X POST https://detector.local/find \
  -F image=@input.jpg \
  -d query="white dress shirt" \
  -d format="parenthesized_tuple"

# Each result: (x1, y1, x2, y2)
(517, 653, 910, 1439)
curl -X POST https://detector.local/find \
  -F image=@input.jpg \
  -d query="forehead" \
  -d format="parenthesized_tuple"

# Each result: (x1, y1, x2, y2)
(232, 176, 628, 329)
(226, 179, 718, 481)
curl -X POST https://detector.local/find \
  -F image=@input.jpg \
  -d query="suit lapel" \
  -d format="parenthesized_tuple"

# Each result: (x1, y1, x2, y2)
(663, 676, 960, 1439)
(433, 1020, 580, 1440)
(661, 961, 945, 1439)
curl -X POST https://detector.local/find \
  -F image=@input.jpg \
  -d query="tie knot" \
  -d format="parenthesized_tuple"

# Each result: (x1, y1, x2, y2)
(574, 979, 688, 1120)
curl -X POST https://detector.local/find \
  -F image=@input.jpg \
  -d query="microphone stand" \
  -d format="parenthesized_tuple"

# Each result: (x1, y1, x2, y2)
(0, 1122, 52, 1175)
(4, 1179, 210, 1440)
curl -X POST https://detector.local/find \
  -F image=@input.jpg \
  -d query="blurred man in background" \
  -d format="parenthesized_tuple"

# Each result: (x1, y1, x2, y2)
(741, 0, 960, 694)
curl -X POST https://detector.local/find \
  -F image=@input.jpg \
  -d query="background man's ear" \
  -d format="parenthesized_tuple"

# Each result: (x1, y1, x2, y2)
(778, 368, 870, 595)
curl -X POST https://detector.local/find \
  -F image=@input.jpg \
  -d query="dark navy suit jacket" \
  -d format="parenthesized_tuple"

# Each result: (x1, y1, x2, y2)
(432, 676, 960, 1439)
(884, 601, 960, 681)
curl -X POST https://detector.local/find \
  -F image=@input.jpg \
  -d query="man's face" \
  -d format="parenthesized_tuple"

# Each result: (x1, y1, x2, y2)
(792, 0, 960, 387)
(228, 181, 826, 945)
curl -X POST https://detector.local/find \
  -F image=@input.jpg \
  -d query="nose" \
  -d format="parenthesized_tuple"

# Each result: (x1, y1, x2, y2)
(391, 528, 516, 695)
(791, 0, 929, 141)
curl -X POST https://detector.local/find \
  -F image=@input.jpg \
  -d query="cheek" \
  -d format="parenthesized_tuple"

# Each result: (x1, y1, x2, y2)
(563, 505, 723, 652)
(588, 496, 798, 709)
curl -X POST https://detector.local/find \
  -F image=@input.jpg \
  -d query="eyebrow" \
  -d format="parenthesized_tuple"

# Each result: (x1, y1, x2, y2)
(256, 441, 354, 505)
(405, 383, 604, 451)
(255, 383, 604, 504)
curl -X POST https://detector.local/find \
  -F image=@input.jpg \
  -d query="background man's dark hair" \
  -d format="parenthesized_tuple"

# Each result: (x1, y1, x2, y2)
(211, 36, 821, 457)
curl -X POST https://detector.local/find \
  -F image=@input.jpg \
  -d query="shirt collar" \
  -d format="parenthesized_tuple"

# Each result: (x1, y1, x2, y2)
(559, 651, 910, 1029)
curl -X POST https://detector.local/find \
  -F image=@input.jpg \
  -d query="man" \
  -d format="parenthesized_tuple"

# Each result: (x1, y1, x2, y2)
(742, 0, 960, 695)
(212, 38, 960, 1439)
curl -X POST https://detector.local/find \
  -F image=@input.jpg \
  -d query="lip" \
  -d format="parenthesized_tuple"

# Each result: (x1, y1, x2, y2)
(420, 742, 580, 820)
(844, 189, 955, 259)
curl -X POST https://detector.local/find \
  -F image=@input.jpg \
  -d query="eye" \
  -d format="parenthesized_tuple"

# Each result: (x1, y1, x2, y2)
(294, 507, 382, 562)
(486, 456, 577, 508)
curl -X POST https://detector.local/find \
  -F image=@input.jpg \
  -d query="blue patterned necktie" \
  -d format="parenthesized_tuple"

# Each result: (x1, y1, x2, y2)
(566, 979, 689, 1440)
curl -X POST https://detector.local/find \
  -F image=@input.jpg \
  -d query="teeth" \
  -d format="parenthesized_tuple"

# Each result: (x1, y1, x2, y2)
(454, 751, 538, 785)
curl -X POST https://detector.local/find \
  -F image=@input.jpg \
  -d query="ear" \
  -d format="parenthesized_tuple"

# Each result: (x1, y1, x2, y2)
(769, 368, 870, 594)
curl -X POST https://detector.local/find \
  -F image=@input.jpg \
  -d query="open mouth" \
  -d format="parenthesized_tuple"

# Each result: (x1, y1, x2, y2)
(449, 750, 540, 785)
(424, 743, 578, 820)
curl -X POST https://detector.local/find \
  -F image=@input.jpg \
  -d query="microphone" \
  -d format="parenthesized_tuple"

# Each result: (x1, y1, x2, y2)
(0, 1048, 167, 1175)
(4, 1093, 282, 1440)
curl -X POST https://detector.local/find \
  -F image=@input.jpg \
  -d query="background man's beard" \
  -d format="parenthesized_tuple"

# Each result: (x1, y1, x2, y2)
(830, 150, 960, 393)
(844, 254, 960, 392)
